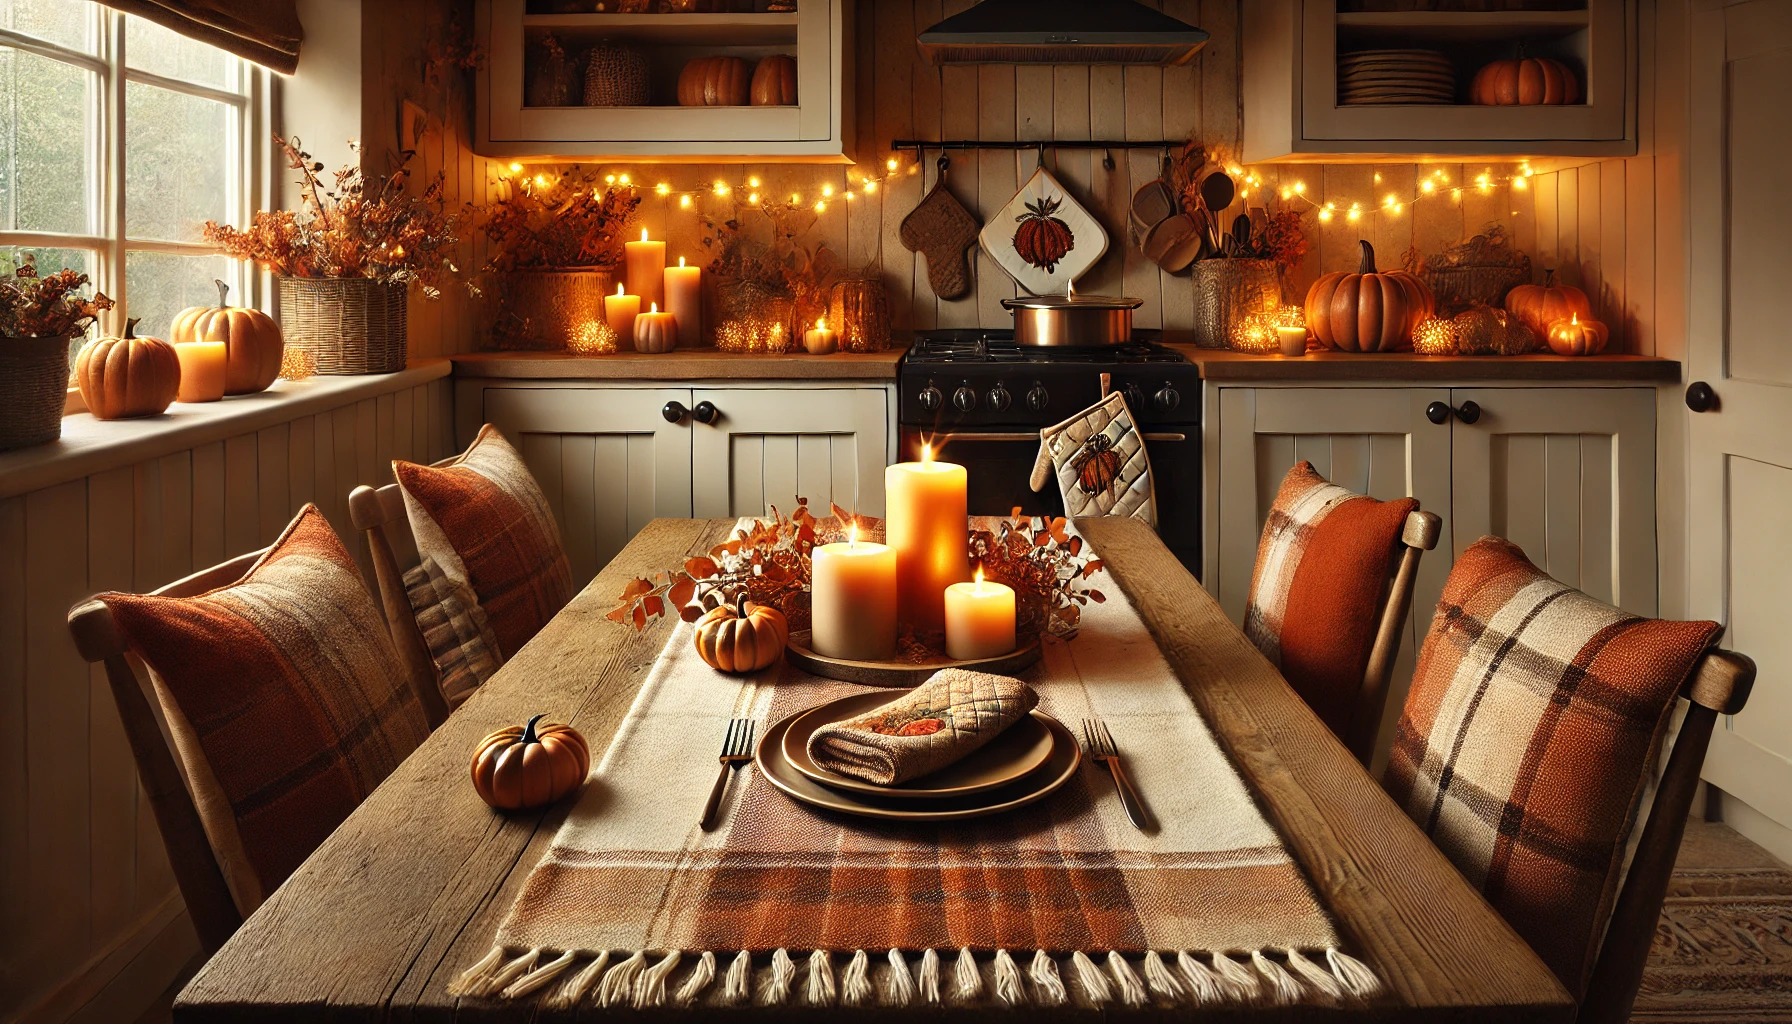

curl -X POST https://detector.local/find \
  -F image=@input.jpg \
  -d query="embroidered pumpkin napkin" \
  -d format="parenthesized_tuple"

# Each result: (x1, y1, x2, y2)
(807, 669, 1038, 785)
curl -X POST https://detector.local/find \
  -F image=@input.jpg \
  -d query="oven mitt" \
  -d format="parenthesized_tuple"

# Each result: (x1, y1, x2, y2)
(807, 669, 1038, 785)
(900, 180, 981, 301)
(1029, 391, 1157, 527)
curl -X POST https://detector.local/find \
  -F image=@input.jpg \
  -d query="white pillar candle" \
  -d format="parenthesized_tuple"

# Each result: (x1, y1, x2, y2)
(1277, 326, 1308, 357)
(664, 256, 702, 347)
(945, 569, 1016, 660)
(810, 526, 897, 661)
(174, 341, 226, 402)
(625, 228, 666, 310)
(803, 317, 838, 354)
(885, 443, 969, 634)
(603, 282, 641, 342)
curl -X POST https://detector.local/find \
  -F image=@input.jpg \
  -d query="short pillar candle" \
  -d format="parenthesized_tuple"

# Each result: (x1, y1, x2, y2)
(603, 283, 641, 341)
(809, 526, 897, 661)
(944, 569, 1016, 660)
(174, 341, 227, 403)
(884, 443, 969, 634)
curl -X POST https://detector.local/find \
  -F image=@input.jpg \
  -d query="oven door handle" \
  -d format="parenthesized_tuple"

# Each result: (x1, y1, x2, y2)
(933, 431, 1188, 443)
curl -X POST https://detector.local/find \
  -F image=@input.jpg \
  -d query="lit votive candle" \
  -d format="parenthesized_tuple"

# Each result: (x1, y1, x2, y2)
(664, 256, 702, 347)
(633, 301, 677, 352)
(803, 317, 838, 355)
(603, 282, 641, 341)
(945, 568, 1016, 661)
(174, 341, 227, 402)
(1277, 326, 1308, 357)
(885, 443, 969, 634)
(624, 228, 666, 309)
(810, 525, 897, 661)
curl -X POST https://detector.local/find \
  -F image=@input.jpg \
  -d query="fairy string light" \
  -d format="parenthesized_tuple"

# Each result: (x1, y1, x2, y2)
(1235, 161, 1538, 227)
(504, 155, 912, 222)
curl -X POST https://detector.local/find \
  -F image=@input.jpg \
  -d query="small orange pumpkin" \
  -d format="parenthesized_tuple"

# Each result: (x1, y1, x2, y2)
(694, 594, 788, 674)
(750, 54, 797, 106)
(676, 56, 752, 107)
(1505, 268, 1592, 337)
(1303, 240, 1434, 352)
(1471, 51, 1579, 106)
(470, 714, 591, 811)
(1545, 313, 1609, 356)
(75, 318, 181, 420)
(169, 279, 284, 394)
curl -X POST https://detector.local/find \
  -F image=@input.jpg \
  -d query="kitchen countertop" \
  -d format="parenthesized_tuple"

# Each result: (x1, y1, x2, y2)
(1171, 347, 1682, 382)
(452, 349, 905, 380)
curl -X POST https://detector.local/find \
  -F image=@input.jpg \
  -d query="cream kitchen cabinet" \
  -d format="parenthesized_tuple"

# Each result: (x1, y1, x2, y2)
(1206, 382, 1656, 768)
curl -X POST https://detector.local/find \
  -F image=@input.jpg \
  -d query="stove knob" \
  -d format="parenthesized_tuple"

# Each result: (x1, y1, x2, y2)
(1123, 382, 1145, 411)
(987, 384, 1012, 412)
(952, 385, 978, 412)
(1025, 383, 1050, 412)
(917, 384, 943, 412)
(1154, 383, 1182, 412)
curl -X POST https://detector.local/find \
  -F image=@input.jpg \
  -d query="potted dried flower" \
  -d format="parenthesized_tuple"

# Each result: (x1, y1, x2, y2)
(203, 134, 466, 374)
(477, 167, 640, 350)
(0, 255, 114, 451)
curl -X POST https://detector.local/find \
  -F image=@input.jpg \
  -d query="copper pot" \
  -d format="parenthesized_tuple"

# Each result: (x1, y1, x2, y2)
(1002, 294, 1142, 346)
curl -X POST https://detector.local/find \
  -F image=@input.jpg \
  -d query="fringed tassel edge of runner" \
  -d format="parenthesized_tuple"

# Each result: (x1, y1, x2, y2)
(446, 944, 1384, 1008)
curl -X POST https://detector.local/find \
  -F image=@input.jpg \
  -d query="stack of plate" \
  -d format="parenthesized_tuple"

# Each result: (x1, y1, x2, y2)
(757, 690, 1082, 821)
(1338, 49, 1456, 105)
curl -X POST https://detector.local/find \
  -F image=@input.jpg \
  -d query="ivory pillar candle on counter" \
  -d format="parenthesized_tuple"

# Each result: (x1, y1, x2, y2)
(810, 527, 897, 661)
(603, 283, 640, 341)
(664, 257, 702, 347)
(174, 341, 227, 402)
(945, 570, 1016, 661)
(803, 318, 838, 354)
(625, 229, 665, 309)
(885, 444, 969, 634)
(1278, 327, 1308, 357)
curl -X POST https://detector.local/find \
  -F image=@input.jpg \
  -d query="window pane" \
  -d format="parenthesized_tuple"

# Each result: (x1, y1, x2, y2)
(126, 14, 232, 89)
(126, 81, 230, 243)
(2, 245, 99, 367)
(0, 0, 92, 53)
(0, 47, 93, 234)
(125, 250, 234, 340)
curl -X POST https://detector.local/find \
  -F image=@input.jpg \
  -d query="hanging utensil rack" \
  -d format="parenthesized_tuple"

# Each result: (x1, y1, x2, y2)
(891, 139, 1195, 170)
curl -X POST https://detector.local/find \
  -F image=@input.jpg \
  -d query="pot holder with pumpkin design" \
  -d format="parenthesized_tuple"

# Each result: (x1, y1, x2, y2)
(979, 165, 1108, 295)
(1029, 390, 1157, 528)
(806, 669, 1039, 785)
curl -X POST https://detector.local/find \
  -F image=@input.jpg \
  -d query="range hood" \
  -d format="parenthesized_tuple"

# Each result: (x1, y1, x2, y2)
(917, 0, 1209, 66)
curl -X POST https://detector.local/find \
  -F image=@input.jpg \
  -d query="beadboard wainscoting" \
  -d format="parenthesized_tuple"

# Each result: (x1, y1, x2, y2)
(0, 371, 454, 1022)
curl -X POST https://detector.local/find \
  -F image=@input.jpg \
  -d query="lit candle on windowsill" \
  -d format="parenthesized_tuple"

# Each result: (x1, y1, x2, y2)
(810, 523, 897, 661)
(1277, 326, 1308, 357)
(803, 317, 838, 355)
(664, 256, 702, 347)
(603, 282, 641, 341)
(885, 442, 969, 634)
(945, 567, 1016, 661)
(174, 341, 226, 402)
(624, 228, 666, 309)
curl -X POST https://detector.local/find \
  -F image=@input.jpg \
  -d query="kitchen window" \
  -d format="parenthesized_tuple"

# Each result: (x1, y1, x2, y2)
(0, 0, 264, 356)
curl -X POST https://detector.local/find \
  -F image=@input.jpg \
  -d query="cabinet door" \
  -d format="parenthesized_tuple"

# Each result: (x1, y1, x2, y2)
(1449, 387, 1655, 615)
(484, 387, 694, 590)
(691, 387, 889, 520)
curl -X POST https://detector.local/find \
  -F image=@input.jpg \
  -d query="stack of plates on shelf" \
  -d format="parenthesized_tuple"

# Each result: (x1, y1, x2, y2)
(1338, 49, 1456, 105)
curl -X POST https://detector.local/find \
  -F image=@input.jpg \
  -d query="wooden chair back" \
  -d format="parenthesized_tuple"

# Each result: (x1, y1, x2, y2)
(1344, 509, 1442, 765)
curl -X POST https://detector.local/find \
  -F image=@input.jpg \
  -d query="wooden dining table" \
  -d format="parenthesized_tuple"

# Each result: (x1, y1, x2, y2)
(175, 516, 1575, 1022)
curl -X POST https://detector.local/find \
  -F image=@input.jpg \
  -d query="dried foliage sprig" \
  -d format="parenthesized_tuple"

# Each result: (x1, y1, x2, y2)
(203, 134, 467, 298)
(0, 255, 114, 340)
(479, 168, 641, 272)
(969, 510, 1105, 639)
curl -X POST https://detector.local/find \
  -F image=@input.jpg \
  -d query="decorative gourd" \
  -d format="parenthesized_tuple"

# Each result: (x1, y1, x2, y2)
(583, 42, 650, 106)
(693, 594, 788, 674)
(677, 56, 752, 106)
(1303, 240, 1434, 352)
(1494, 315, 1538, 356)
(1471, 51, 1579, 106)
(470, 714, 590, 811)
(1505, 268, 1592, 336)
(750, 54, 797, 106)
(75, 318, 181, 420)
(1451, 306, 1502, 355)
(169, 280, 284, 394)
(633, 306, 677, 353)
(1546, 312, 1609, 356)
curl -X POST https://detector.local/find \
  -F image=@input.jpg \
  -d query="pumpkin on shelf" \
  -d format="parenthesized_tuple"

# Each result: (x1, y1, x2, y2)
(1471, 50, 1580, 106)
(1303, 239, 1434, 352)
(694, 593, 789, 674)
(1546, 312, 1609, 356)
(677, 56, 752, 107)
(1505, 268, 1592, 336)
(168, 280, 283, 394)
(750, 54, 797, 106)
(470, 714, 591, 811)
(1452, 305, 1535, 356)
(633, 304, 677, 353)
(75, 318, 181, 420)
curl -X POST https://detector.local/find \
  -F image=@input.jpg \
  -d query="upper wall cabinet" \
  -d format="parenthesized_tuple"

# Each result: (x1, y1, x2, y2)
(475, 0, 854, 162)
(1242, 0, 1635, 162)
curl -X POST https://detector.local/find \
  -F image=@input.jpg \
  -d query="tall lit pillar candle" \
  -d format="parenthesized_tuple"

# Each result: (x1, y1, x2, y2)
(885, 443, 969, 634)
(625, 228, 666, 309)
(603, 283, 640, 341)
(664, 256, 702, 347)
(945, 570, 1016, 660)
(174, 341, 226, 402)
(810, 527, 897, 661)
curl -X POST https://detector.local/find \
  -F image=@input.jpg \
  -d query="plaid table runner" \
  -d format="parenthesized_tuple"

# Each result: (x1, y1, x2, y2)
(449, 535, 1381, 1011)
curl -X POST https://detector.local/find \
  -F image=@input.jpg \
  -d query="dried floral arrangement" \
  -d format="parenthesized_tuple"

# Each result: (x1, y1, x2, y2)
(203, 134, 467, 298)
(700, 199, 842, 343)
(479, 168, 641, 272)
(0, 255, 114, 339)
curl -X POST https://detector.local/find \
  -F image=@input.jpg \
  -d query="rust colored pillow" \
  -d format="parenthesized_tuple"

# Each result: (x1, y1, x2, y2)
(1385, 537, 1721, 995)
(1243, 462, 1418, 737)
(394, 424, 573, 661)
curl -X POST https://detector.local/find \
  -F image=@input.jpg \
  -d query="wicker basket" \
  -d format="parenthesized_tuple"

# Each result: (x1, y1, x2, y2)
(278, 277, 408, 375)
(0, 335, 73, 451)
(1422, 263, 1531, 317)
(1191, 259, 1281, 349)
(497, 269, 614, 350)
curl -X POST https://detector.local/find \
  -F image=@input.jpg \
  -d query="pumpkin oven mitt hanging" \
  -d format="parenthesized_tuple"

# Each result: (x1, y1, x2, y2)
(1029, 390, 1157, 527)
(900, 157, 981, 301)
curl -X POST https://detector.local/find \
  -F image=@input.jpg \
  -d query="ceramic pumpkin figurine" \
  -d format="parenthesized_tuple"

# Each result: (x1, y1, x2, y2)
(1304, 240, 1434, 352)
(470, 714, 591, 811)
(633, 304, 677, 353)
(1546, 312, 1609, 356)
(169, 280, 283, 394)
(1505, 269, 1592, 336)
(75, 318, 181, 420)
(1471, 50, 1580, 106)
(676, 56, 752, 106)
(694, 594, 788, 674)
(750, 54, 797, 106)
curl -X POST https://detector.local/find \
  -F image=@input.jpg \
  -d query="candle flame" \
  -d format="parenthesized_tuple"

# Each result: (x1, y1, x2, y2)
(616, 283, 625, 297)
(1571, 312, 1579, 324)
(640, 228, 649, 242)
(921, 442, 933, 465)
(678, 256, 686, 268)
(816, 318, 827, 330)
(1067, 279, 1076, 298)
(848, 523, 858, 546)
(650, 302, 658, 313)
(973, 566, 985, 591)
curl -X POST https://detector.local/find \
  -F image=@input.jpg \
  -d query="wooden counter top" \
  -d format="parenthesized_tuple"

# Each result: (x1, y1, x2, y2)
(452, 349, 904, 380)
(1172, 347, 1682, 382)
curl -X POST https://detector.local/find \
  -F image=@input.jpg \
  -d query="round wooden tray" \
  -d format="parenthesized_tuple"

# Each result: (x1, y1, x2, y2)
(784, 630, 1043, 686)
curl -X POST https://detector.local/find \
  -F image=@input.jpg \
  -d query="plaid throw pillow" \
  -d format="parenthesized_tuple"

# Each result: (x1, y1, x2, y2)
(101, 505, 430, 914)
(1244, 462, 1418, 737)
(403, 556, 503, 708)
(1384, 536, 1722, 994)
(394, 425, 573, 661)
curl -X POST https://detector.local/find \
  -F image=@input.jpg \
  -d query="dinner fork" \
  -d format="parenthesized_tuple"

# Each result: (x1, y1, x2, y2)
(700, 718, 756, 831)
(1083, 718, 1153, 831)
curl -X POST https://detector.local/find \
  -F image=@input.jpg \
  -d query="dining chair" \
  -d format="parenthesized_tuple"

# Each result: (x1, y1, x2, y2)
(1346, 507, 1442, 764)
(349, 458, 456, 728)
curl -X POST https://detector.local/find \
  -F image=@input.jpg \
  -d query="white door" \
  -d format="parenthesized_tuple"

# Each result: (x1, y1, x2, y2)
(691, 387, 890, 521)
(484, 387, 694, 589)
(1687, 1, 1792, 839)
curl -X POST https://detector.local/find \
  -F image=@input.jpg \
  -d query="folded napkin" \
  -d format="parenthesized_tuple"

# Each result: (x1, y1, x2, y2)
(807, 669, 1039, 785)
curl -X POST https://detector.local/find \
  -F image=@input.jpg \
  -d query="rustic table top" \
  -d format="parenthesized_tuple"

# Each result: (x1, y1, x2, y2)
(175, 517, 1574, 1022)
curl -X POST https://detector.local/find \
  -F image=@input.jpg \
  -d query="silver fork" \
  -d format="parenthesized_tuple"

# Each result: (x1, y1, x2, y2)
(700, 718, 756, 831)
(1083, 718, 1153, 831)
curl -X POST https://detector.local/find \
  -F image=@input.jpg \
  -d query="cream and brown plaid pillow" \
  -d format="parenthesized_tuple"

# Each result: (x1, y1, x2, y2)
(403, 556, 503, 709)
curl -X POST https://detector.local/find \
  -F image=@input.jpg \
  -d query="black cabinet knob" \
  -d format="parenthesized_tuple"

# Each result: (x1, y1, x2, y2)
(693, 400, 719, 424)
(952, 385, 977, 412)
(1426, 401, 1451, 425)
(917, 385, 943, 412)
(987, 384, 1012, 412)
(1456, 400, 1482, 425)
(1154, 383, 1181, 412)
(661, 400, 688, 424)
(1026, 383, 1050, 411)
(1685, 381, 1717, 413)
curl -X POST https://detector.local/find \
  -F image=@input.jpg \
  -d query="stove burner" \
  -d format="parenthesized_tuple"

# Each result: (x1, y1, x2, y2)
(905, 329, 1184, 366)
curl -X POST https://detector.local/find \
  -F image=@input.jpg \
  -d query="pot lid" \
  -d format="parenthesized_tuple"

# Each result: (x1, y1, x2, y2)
(1002, 295, 1143, 311)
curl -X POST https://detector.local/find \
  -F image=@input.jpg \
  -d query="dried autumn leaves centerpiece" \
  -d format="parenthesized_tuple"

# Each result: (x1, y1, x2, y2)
(0, 255, 114, 450)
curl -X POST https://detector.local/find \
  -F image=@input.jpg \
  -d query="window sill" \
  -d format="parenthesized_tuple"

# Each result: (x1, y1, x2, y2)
(2, 359, 451, 500)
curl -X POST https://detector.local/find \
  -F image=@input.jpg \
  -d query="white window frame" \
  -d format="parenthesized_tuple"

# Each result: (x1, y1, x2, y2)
(0, 3, 267, 336)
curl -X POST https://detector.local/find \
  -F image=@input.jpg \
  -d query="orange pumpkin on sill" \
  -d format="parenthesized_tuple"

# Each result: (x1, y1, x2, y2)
(470, 714, 590, 811)
(1505, 268, 1592, 337)
(169, 279, 284, 394)
(75, 318, 182, 420)
(1303, 240, 1434, 352)
(694, 594, 788, 674)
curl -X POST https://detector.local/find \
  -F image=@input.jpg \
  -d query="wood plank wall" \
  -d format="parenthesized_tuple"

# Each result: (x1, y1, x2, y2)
(0, 380, 454, 1020)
